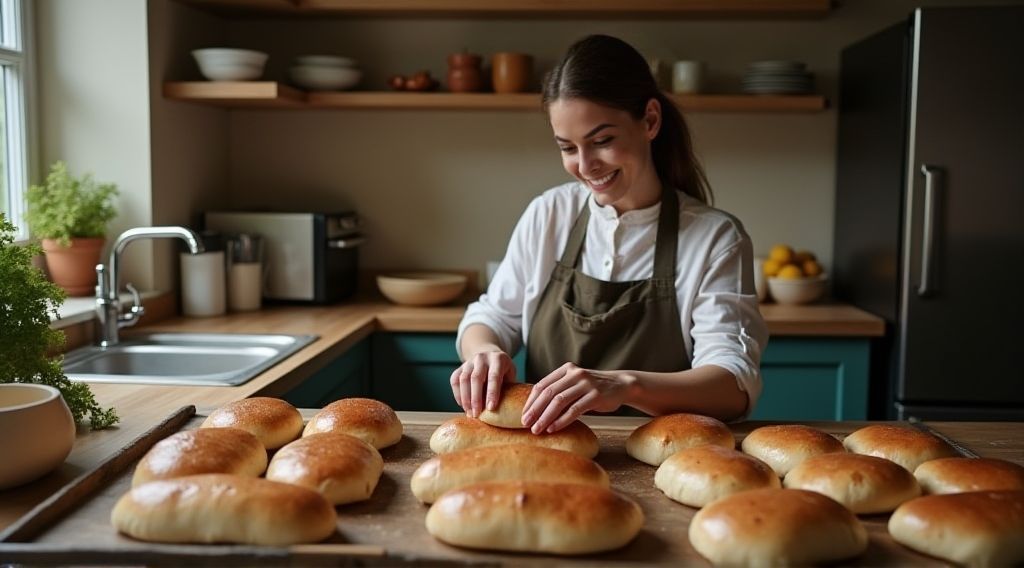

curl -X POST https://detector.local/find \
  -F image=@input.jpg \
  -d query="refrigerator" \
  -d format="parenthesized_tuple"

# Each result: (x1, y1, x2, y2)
(832, 6, 1024, 420)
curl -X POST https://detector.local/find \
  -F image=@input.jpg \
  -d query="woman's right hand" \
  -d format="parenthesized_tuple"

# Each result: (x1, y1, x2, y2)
(450, 350, 517, 418)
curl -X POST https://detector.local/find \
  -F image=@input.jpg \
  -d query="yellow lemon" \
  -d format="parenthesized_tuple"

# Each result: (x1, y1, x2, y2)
(769, 244, 794, 264)
(763, 258, 784, 278)
(777, 264, 804, 279)
(793, 250, 817, 264)
(803, 259, 823, 277)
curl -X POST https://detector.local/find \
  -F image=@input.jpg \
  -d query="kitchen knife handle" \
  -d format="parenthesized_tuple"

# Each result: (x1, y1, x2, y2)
(918, 164, 941, 297)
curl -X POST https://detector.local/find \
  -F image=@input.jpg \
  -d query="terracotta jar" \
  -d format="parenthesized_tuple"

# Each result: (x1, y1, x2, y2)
(446, 52, 483, 93)
(491, 52, 532, 93)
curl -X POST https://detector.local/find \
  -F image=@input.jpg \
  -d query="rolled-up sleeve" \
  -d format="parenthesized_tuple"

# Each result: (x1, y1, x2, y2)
(689, 236, 769, 417)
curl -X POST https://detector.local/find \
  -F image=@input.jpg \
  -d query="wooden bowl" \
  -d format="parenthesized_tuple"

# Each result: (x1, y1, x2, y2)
(377, 272, 468, 306)
(0, 383, 76, 489)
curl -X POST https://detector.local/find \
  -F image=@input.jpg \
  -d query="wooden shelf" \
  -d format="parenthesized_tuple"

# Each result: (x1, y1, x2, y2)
(163, 82, 828, 113)
(178, 0, 831, 18)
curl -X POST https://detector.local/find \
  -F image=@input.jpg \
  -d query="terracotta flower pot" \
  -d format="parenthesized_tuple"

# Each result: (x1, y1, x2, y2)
(41, 237, 105, 296)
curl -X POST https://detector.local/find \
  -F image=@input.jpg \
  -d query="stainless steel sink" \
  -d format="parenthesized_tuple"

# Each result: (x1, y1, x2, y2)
(63, 333, 317, 386)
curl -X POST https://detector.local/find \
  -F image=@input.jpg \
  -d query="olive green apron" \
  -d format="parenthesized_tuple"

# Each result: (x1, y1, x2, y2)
(526, 188, 690, 387)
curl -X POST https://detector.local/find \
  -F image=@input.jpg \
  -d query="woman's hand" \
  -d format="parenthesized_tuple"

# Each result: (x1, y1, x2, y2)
(521, 363, 637, 434)
(449, 350, 517, 418)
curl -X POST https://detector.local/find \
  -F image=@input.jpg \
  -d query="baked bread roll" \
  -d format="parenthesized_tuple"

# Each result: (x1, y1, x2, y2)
(783, 453, 920, 514)
(843, 424, 957, 472)
(740, 424, 845, 477)
(429, 416, 599, 458)
(914, 457, 1024, 494)
(303, 398, 403, 449)
(266, 432, 383, 505)
(626, 413, 733, 466)
(889, 491, 1024, 567)
(111, 474, 336, 545)
(201, 397, 303, 450)
(411, 444, 609, 504)
(689, 488, 868, 567)
(425, 480, 643, 555)
(478, 383, 532, 429)
(132, 427, 266, 487)
(655, 445, 780, 508)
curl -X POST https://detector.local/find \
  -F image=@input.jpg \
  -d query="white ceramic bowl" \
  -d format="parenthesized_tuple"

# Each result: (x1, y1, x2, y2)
(192, 48, 268, 81)
(377, 272, 468, 306)
(0, 383, 76, 489)
(295, 54, 357, 68)
(767, 273, 828, 305)
(290, 65, 362, 91)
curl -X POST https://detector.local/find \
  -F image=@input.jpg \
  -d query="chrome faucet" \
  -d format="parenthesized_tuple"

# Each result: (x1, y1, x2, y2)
(95, 226, 205, 347)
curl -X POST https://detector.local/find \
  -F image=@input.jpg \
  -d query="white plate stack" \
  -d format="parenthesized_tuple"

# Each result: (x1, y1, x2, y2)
(290, 55, 363, 91)
(742, 61, 813, 95)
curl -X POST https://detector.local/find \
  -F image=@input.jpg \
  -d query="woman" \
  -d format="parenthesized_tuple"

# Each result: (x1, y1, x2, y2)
(451, 34, 768, 434)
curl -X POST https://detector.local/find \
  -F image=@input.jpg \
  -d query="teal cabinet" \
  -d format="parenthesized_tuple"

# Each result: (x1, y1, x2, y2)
(752, 338, 869, 421)
(284, 338, 370, 408)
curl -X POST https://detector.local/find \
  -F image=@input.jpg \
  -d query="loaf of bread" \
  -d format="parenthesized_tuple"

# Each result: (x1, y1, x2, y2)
(740, 424, 845, 477)
(889, 491, 1024, 566)
(689, 488, 868, 566)
(655, 445, 780, 508)
(411, 444, 609, 504)
(784, 453, 920, 514)
(425, 480, 643, 555)
(111, 474, 336, 545)
(303, 398, 403, 449)
(266, 432, 383, 505)
(429, 416, 599, 458)
(914, 457, 1024, 494)
(478, 383, 533, 429)
(626, 413, 733, 466)
(843, 424, 957, 472)
(132, 427, 267, 487)
(201, 397, 303, 450)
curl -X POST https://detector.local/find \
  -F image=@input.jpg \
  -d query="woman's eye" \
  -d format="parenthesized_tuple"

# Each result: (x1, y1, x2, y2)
(559, 146, 577, 154)
(594, 137, 613, 146)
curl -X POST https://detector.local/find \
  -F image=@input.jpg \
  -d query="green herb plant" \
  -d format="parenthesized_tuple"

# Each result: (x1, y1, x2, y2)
(0, 213, 118, 429)
(24, 161, 118, 246)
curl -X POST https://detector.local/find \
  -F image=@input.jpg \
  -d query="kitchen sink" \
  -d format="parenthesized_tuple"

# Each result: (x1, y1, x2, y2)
(62, 333, 318, 387)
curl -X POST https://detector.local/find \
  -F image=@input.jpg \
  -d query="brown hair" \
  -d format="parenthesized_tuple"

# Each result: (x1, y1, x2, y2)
(542, 34, 713, 205)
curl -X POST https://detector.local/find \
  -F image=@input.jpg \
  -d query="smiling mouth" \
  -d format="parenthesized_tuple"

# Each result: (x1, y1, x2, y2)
(585, 170, 619, 190)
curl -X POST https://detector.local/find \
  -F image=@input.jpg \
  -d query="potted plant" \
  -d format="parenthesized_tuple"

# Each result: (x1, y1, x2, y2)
(25, 161, 118, 296)
(0, 213, 118, 429)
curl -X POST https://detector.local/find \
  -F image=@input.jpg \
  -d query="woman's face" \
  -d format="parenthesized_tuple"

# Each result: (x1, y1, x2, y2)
(548, 97, 662, 213)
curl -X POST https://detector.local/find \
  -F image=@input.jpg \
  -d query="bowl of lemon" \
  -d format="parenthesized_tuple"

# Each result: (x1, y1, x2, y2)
(763, 245, 827, 305)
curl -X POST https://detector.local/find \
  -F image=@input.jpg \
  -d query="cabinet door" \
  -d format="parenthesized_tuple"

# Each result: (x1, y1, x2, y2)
(753, 338, 869, 421)
(284, 338, 370, 408)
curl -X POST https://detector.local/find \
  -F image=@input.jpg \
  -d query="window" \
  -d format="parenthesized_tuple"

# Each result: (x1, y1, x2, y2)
(0, 0, 31, 240)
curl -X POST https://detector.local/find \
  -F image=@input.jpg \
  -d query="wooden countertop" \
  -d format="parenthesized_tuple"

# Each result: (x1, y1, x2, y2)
(0, 299, 882, 530)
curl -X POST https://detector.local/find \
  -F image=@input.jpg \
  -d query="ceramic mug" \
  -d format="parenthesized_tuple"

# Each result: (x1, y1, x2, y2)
(492, 52, 532, 93)
(672, 60, 705, 94)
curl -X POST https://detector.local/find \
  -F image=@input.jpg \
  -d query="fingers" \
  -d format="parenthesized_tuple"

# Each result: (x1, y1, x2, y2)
(449, 366, 465, 410)
(459, 363, 473, 417)
(548, 390, 600, 433)
(523, 363, 572, 418)
(484, 352, 507, 412)
(529, 382, 590, 435)
(469, 354, 489, 417)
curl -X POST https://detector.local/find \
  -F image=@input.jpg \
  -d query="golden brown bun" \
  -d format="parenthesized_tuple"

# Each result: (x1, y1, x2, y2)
(740, 424, 845, 477)
(478, 383, 532, 429)
(266, 432, 383, 505)
(429, 416, 599, 458)
(689, 488, 868, 567)
(889, 491, 1024, 566)
(302, 397, 403, 449)
(783, 453, 920, 514)
(914, 457, 1024, 494)
(626, 413, 734, 466)
(843, 424, 957, 472)
(655, 445, 780, 508)
(132, 428, 267, 487)
(425, 480, 643, 554)
(411, 444, 609, 504)
(201, 397, 303, 450)
(111, 474, 336, 545)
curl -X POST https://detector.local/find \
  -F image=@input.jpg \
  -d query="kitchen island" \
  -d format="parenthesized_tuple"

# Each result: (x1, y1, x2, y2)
(1, 299, 885, 531)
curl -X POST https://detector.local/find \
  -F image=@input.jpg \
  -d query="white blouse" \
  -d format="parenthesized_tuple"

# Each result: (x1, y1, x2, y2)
(457, 182, 769, 410)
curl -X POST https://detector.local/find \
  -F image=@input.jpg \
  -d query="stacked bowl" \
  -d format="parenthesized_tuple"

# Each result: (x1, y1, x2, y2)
(742, 61, 813, 95)
(192, 48, 268, 81)
(290, 55, 362, 91)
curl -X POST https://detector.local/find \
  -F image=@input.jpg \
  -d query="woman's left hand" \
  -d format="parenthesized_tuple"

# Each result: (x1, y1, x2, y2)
(521, 363, 636, 434)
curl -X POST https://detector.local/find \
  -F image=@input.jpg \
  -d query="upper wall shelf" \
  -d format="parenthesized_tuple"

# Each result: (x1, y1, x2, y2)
(163, 82, 829, 113)
(177, 0, 831, 18)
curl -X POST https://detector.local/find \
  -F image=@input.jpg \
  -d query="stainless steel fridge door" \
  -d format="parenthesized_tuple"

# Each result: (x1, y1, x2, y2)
(898, 7, 1024, 406)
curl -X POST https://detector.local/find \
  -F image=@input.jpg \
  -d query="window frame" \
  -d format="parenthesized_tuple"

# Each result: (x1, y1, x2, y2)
(0, 0, 36, 242)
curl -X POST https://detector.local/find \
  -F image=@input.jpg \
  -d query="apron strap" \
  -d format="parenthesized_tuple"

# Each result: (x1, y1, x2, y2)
(652, 187, 679, 280)
(559, 199, 592, 268)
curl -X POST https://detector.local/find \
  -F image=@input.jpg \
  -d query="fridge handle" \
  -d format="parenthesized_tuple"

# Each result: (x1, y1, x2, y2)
(918, 164, 941, 297)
